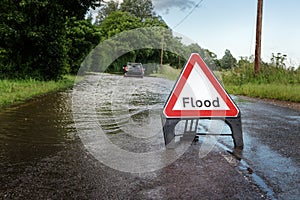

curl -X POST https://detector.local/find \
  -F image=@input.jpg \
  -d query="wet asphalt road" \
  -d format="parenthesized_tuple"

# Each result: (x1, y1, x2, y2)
(219, 96, 300, 199)
(0, 74, 299, 199)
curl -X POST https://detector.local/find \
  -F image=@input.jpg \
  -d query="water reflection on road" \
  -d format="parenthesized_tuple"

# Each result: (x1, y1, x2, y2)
(0, 90, 76, 164)
(0, 73, 299, 199)
(72, 74, 195, 173)
(218, 98, 300, 200)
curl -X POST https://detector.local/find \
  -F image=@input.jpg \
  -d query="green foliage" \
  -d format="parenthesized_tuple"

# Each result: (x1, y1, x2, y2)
(270, 52, 287, 68)
(0, 75, 77, 108)
(222, 55, 299, 85)
(225, 83, 300, 102)
(0, 1, 68, 80)
(99, 11, 143, 39)
(90, 7, 175, 73)
(96, 0, 154, 24)
(66, 18, 101, 74)
(219, 49, 237, 69)
(204, 49, 220, 69)
(88, 7, 217, 74)
(120, 0, 154, 20)
(95, 1, 119, 24)
(60, 0, 100, 19)
(151, 65, 181, 81)
(87, 26, 166, 73)
(143, 63, 158, 76)
(221, 54, 300, 102)
(0, 0, 100, 80)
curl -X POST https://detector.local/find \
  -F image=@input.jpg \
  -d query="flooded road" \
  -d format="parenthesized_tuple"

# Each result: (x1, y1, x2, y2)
(218, 97, 300, 199)
(0, 74, 299, 199)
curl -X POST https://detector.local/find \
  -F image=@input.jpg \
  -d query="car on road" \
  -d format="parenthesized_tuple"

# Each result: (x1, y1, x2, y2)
(123, 62, 144, 78)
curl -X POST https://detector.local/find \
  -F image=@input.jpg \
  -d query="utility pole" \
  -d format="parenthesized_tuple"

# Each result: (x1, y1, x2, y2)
(254, 0, 263, 74)
(160, 31, 164, 67)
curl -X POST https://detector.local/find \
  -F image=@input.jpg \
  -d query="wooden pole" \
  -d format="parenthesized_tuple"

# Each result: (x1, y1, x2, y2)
(160, 31, 164, 67)
(254, 0, 263, 74)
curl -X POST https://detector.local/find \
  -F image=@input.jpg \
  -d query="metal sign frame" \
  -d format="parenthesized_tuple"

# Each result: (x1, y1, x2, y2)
(161, 53, 243, 149)
(161, 115, 243, 149)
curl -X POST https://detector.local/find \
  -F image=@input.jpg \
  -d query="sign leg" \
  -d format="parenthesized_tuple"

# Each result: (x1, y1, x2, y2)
(225, 116, 244, 149)
(162, 118, 180, 146)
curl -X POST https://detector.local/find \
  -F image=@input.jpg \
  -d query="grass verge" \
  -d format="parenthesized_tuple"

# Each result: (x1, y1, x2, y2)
(221, 63, 300, 102)
(224, 83, 300, 102)
(0, 75, 78, 109)
(150, 65, 181, 81)
(150, 64, 300, 103)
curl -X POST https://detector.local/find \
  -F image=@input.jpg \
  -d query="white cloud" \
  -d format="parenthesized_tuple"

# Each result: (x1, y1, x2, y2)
(108, 0, 197, 13)
(153, 0, 196, 12)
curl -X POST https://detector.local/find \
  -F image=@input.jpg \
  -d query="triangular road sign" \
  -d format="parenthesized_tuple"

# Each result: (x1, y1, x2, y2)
(163, 53, 239, 118)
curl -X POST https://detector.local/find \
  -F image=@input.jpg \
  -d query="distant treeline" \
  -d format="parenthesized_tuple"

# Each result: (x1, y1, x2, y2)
(0, 0, 228, 80)
(1, 0, 298, 80)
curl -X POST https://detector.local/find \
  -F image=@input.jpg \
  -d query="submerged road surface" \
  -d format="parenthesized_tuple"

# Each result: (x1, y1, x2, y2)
(0, 74, 299, 199)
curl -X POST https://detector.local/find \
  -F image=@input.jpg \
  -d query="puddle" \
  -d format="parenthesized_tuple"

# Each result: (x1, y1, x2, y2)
(178, 114, 300, 200)
(1, 73, 299, 198)
(219, 132, 300, 199)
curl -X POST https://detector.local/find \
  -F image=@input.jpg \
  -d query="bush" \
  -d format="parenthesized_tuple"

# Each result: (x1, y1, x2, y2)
(222, 62, 299, 85)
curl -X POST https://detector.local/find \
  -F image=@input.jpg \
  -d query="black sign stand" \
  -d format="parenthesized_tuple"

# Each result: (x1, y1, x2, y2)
(161, 113, 244, 149)
(161, 53, 244, 150)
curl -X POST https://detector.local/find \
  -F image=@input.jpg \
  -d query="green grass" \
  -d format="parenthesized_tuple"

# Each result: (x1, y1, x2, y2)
(225, 83, 300, 102)
(151, 65, 181, 81)
(0, 75, 78, 109)
(221, 62, 300, 102)
(150, 63, 300, 102)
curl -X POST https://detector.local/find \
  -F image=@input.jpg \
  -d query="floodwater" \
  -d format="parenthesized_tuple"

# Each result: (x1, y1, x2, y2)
(0, 89, 76, 163)
(218, 98, 300, 199)
(0, 73, 299, 199)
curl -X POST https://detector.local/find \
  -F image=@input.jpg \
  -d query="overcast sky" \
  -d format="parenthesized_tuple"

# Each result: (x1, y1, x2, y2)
(106, 0, 300, 66)
(153, 0, 300, 66)
(153, 0, 195, 11)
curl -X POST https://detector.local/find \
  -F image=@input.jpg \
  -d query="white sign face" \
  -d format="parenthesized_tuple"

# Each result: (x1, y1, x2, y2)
(172, 62, 229, 111)
(163, 53, 239, 118)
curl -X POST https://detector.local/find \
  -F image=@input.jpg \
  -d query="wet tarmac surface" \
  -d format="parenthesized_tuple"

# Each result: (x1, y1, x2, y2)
(218, 97, 300, 199)
(0, 74, 299, 199)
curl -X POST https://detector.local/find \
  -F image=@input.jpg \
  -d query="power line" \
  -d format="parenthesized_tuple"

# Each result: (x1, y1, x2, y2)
(173, 0, 204, 29)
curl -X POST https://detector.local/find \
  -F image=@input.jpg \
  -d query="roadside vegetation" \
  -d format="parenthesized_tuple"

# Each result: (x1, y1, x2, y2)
(1, 0, 299, 109)
(0, 0, 174, 108)
(150, 65, 181, 81)
(0, 76, 76, 109)
(152, 54, 300, 102)
(221, 54, 300, 102)
(1, 0, 211, 109)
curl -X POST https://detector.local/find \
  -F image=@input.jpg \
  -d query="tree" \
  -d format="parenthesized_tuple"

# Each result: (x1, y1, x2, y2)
(270, 53, 287, 68)
(90, 0, 218, 73)
(99, 11, 143, 39)
(60, 0, 101, 19)
(66, 18, 101, 74)
(120, 0, 154, 20)
(0, 1, 68, 80)
(220, 49, 237, 69)
(0, 0, 101, 80)
(95, 1, 119, 24)
(96, 0, 155, 24)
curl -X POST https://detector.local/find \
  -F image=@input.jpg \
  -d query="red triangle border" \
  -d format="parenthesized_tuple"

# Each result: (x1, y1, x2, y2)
(163, 53, 239, 118)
